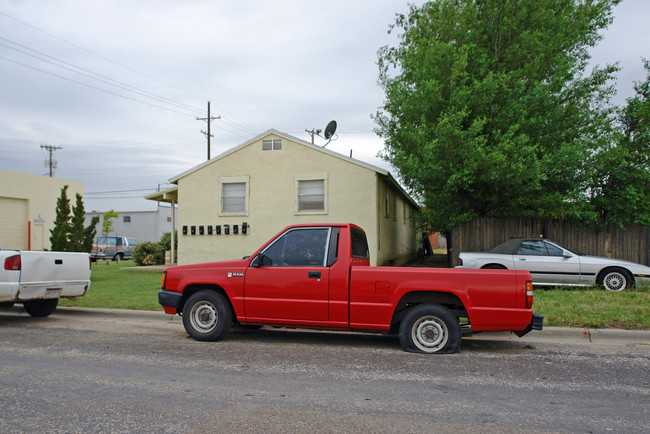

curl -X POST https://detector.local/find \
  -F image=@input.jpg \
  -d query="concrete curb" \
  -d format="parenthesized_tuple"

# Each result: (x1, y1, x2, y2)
(54, 307, 650, 347)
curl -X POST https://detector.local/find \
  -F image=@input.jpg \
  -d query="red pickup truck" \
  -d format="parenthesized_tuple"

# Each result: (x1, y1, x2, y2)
(159, 223, 543, 354)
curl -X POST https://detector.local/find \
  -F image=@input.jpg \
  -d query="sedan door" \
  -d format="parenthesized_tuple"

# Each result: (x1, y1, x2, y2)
(512, 240, 581, 285)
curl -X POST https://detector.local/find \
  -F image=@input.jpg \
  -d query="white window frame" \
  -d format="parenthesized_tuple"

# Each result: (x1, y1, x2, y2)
(219, 176, 249, 216)
(262, 139, 283, 151)
(295, 173, 327, 215)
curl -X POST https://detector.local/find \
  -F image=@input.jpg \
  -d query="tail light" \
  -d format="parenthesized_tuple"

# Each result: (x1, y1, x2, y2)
(89, 257, 92, 270)
(161, 271, 167, 289)
(457, 258, 463, 266)
(526, 281, 534, 309)
(5, 254, 21, 271)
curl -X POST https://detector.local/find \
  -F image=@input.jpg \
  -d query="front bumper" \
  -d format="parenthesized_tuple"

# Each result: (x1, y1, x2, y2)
(514, 312, 544, 337)
(158, 290, 183, 314)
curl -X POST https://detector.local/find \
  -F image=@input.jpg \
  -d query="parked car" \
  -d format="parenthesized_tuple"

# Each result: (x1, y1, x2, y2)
(91, 236, 140, 261)
(456, 238, 650, 291)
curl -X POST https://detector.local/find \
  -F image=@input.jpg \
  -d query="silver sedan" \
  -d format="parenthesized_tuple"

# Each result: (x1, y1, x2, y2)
(456, 238, 650, 291)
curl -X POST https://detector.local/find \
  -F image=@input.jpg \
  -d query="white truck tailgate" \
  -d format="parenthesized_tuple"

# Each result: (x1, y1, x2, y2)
(18, 251, 91, 299)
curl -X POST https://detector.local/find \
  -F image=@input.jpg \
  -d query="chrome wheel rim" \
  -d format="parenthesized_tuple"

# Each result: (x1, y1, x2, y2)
(604, 272, 626, 291)
(190, 301, 218, 332)
(411, 315, 448, 353)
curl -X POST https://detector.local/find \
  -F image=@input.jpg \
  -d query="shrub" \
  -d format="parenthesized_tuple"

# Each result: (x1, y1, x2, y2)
(158, 231, 178, 252)
(133, 241, 164, 266)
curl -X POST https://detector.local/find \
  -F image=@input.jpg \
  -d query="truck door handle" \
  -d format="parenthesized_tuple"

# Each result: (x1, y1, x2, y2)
(308, 271, 321, 279)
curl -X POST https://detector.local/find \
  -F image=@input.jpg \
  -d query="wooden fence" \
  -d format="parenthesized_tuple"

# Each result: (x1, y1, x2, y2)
(448, 217, 649, 267)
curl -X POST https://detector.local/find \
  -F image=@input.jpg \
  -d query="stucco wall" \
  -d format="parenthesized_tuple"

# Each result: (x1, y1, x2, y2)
(0, 169, 84, 250)
(175, 133, 417, 265)
(376, 175, 418, 265)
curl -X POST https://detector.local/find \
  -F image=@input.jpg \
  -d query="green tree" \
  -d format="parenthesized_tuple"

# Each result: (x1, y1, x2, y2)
(50, 185, 72, 251)
(374, 0, 620, 233)
(69, 193, 99, 252)
(49, 186, 100, 252)
(101, 209, 119, 238)
(587, 59, 650, 226)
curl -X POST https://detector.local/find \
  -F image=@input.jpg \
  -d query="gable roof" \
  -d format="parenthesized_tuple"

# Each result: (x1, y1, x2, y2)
(164, 129, 418, 207)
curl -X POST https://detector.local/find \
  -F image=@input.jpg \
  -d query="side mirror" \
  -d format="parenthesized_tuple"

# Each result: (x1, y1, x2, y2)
(251, 253, 271, 267)
(563, 251, 574, 258)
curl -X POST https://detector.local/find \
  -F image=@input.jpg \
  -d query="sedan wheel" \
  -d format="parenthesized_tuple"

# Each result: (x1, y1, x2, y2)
(597, 268, 633, 291)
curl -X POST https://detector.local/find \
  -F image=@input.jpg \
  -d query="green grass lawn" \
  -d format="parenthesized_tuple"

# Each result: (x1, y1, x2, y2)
(59, 260, 162, 311)
(61, 260, 650, 330)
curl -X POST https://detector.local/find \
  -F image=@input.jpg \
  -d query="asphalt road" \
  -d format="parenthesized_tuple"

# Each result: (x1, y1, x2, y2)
(1, 306, 648, 433)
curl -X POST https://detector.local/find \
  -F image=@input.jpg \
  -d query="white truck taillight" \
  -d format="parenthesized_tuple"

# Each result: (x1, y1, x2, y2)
(4, 254, 21, 271)
(526, 281, 534, 309)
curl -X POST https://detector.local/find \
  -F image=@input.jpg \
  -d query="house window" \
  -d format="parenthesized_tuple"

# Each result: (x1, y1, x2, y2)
(123, 216, 131, 223)
(222, 183, 246, 212)
(295, 173, 327, 214)
(262, 139, 282, 151)
(219, 176, 249, 215)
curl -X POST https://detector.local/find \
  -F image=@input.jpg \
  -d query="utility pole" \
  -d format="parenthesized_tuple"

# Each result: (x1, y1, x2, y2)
(40, 144, 63, 177)
(305, 128, 322, 144)
(196, 101, 220, 160)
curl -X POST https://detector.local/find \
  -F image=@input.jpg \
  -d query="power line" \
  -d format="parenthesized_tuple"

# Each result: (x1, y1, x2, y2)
(0, 11, 262, 135)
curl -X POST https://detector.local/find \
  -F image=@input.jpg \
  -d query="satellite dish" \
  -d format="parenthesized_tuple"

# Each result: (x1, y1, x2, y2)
(324, 120, 337, 139)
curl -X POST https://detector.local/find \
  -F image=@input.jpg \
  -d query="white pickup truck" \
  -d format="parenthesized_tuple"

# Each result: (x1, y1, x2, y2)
(0, 248, 91, 317)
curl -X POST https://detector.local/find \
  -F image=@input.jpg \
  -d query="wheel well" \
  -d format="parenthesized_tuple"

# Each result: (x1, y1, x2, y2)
(481, 264, 507, 269)
(180, 284, 234, 316)
(389, 291, 467, 334)
(597, 266, 634, 283)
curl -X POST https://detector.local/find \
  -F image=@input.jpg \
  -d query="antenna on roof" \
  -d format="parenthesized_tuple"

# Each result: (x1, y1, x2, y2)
(306, 120, 338, 147)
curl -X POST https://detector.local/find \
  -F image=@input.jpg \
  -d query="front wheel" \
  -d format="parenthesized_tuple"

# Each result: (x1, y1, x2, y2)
(182, 291, 233, 341)
(23, 299, 58, 317)
(399, 304, 461, 354)
(597, 268, 634, 291)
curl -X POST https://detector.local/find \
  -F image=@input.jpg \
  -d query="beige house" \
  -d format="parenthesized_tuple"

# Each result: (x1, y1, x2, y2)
(0, 169, 84, 250)
(146, 130, 419, 266)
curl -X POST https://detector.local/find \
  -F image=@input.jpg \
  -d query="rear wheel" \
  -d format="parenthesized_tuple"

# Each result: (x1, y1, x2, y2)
(597, 268, 633, 291)
(23, 299, 58, 317)
(112, 253, 123, 262)
(182, 290, 233, 341)
(399, 304, 461, 354)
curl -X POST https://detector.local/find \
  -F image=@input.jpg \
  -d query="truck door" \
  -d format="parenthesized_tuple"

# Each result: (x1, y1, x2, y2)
(244, 227, 331, 322)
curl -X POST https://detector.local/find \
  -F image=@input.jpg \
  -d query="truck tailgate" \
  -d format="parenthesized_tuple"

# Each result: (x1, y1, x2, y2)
(18, 251, 91, 298)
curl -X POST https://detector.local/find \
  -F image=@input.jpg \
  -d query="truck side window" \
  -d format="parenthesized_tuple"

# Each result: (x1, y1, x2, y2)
(351, 227, 370, 260)
(262, 228, 329, 267)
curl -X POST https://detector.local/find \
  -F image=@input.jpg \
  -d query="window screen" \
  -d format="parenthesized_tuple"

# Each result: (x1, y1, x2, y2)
(222, 182, 246, 212)
(298, 179, 324, 211)
(262, 139, 282, 151)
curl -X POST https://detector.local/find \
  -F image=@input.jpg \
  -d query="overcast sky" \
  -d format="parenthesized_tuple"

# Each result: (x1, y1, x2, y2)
(1, 0, 648, 212)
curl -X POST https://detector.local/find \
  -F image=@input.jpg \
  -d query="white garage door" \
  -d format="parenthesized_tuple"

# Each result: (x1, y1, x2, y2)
(0, 197, 28, 250)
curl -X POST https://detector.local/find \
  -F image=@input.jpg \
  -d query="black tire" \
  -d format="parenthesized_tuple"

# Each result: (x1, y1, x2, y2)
(23, 299, 59, 317)
(399, 304, 461, 354)
(112, 253, 123, 262)
(0, 302, 15, 309)
(482, 264, 507, 269)
(597, 268, 634, 291)
(182, 290, 233, 341)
